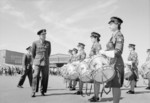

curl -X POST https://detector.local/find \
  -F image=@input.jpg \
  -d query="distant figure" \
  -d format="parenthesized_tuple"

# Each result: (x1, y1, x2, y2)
(17, 46, 33, 88)
(71, 43, 86, 91)
(31, 29, 51, 97)
(126, 44, 139, 94)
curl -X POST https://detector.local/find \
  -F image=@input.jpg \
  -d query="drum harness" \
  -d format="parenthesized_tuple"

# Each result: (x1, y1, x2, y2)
(82, 65, 113, 98)
(82, 56, 116, 98)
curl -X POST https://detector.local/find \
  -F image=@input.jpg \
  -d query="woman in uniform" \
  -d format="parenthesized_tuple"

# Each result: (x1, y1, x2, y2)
(90, 17, 124, 103)
(141, 49, 150, 89)
(72, 43, 86, 92)
(126, 44, 139, 94)
(69, 48, 78, 90)
(68, 49, 73, 88)
(74, 32, 101, 95)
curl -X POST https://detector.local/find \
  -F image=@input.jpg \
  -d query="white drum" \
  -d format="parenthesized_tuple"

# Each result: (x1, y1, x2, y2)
(140, 63, 150, 79)
(90, 55, 115, 83)
(89, 55, 109, 71)
(78, 59, 93, 82)
(124, 64, 132, 80)
(67, 63, 79, 80)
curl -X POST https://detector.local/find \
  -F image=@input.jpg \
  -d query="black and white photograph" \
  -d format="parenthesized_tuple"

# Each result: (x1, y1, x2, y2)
(0, 0, 150, 103)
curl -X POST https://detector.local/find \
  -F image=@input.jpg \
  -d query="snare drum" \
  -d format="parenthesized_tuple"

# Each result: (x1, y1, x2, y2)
(93, 65, 115, 83)
(78, 60, 93, 82)
(140, 63, 150, 79)
(66, 63, 79, 80)
(89, 55, 109, 71)
(89, 55, 115, 83)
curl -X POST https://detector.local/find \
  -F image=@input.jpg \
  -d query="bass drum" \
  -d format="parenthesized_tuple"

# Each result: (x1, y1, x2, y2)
(93, 65, 115, 83)
(78, 60, 93, 83)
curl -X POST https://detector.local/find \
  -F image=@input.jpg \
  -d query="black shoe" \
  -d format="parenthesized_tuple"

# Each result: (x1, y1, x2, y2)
(70, 88, 76, 91)
(17, 85, 23, 88)
(31, 92, 35, 97)
(126, 90, 135, 94)
(146, 87, 150, 90)
(88, 96, 99, 102)
(74, 91, 83, 95)
(41, 92, 45, 96)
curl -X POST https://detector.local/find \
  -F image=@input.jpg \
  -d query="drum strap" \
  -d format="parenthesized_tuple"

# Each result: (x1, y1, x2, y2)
(85, 83, 92, 96)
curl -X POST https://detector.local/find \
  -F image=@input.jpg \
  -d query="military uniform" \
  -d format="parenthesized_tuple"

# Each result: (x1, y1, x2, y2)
(32, 39, 51, 94)
(127, 50, 139, 81)
(89, 42, 102, 57)
(17, 52, 32, 87)
(76, 50, 86, 62)
(106, 30, 124, 88)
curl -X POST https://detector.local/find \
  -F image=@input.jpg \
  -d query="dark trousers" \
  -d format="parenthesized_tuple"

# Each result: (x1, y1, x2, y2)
(32, 65, 49, 93)
(18, 68, 32, 86)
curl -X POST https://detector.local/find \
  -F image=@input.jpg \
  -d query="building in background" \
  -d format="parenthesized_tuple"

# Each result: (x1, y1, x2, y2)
(50, 53, 70, 67)
(0, 49, 70, 68)
(0, 50, 24, 67)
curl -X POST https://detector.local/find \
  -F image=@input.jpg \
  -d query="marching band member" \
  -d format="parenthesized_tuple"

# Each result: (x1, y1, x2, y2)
(74, 43, 86, 94)
(97, 17, 124, 103)
(141, 49, 150, 89)
(69, 48, 78, 90)
(126, 44, 139, 94)
(88, 32, 102, 101)
(17, 46, 32, 88)
(68, 49, 73, 88)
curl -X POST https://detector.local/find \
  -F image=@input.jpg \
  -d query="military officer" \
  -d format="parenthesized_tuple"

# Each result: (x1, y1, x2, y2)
(126, 44, 139, 94)
(31, 29, 51, 97)
(72, 43, 86, 92)
(91, 17, 124, 103)
(17, 46, 32, 88)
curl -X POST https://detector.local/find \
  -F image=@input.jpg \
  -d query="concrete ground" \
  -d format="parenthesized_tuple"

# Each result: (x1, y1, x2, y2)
(0, 75, 150, 103)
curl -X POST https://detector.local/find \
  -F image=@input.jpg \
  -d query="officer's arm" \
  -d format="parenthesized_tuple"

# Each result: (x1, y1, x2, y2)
(22, 55, 26, 69)
(32, 42, 36, 59)
(114, 34, 124, 57)
(48, 42, 51, 57)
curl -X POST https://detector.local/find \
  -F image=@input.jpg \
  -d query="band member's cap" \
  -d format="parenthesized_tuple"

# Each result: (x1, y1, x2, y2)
(37, 29, 46, 35)
(147, 49, 150, 52)
(26, 46, 31, 50)
(72, 48, 78, 53)
(128, 44, 136, 48)
(108, 17, 123, 25)
(90, 32, 101, 38)
(77, 43, 85, 47)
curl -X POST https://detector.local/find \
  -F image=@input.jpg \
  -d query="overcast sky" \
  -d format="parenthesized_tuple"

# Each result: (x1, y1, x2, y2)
(0, 0, 150, 65)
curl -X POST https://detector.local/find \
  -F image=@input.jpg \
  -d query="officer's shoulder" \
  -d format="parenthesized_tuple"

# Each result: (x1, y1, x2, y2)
(116, 32, 124, 42)
(33, 40, 40, 44)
